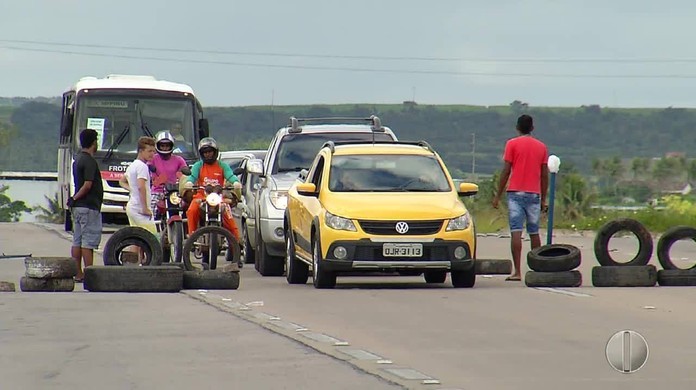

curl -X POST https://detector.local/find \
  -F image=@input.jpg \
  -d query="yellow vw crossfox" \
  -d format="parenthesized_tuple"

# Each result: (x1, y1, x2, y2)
(284, 140, 479, 289)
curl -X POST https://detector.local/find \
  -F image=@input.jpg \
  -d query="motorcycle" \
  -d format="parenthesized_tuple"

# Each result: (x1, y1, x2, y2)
(181, 183, 241, 271)
(154, 182, 186, 264)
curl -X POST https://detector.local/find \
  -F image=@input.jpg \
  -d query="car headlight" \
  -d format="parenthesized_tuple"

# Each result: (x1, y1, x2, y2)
(270, 190, 288, 209)
(169, 192, 181, 205)
(206, 192, 222, 207)
(325, 211, 356, 232)
(446, 213, 470, 231)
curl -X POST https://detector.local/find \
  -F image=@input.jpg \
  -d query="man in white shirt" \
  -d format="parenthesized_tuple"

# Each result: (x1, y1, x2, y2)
(119, 136, 158, 235)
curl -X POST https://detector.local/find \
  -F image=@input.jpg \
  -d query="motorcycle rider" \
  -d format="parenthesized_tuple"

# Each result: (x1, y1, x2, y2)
(184, 137, 242, 240)
(149, 131, 188, 217)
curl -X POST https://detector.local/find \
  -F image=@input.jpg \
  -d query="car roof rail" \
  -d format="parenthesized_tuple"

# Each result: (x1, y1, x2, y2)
(322, 141, 336, 153)
(287, 116, 386, 133)
(289, 116, 301, 133)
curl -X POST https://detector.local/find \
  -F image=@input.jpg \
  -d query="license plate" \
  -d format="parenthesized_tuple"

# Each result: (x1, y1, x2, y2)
(382, 243, 423, 257)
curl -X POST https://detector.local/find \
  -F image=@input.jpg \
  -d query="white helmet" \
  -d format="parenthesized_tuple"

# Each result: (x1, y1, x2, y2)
(155, 131, 175, 155)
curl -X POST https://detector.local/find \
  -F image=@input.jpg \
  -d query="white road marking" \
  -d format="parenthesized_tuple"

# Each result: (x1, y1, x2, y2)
(534, 287, 592, 297)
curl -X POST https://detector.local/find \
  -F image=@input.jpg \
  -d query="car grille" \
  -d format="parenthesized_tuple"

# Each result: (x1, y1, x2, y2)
(354, 246, 449, 261)
(358, 220, 444, 235)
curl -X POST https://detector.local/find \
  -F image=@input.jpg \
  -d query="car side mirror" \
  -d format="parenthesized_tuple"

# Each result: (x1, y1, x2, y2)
(296, 182, 317, 197)
(60, 114, 73, 138)
(233, 167, 245, 176)
(299, 169, 309, 181)
(246, 159, 263, 175)
(198, 118, 209, 138)
(458, 182, 479, 197)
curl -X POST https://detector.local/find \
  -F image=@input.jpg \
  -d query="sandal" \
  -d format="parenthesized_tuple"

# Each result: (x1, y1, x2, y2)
(74, 277, 84, 283)
(505, 276, 521, 281)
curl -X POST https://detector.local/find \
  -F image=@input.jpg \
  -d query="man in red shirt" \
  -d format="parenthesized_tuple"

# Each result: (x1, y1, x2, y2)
(492, 115, 549, 281)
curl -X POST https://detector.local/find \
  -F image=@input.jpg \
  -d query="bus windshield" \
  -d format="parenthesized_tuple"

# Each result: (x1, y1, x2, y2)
(74, 95, 197, 160)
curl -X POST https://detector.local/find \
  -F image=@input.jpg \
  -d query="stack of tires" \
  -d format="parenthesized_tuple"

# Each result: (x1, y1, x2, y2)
(655, 226, 696, 286)
(591, 218, 657, 287)
(525, 244, 583, 287)
(21, 257, 77, 292)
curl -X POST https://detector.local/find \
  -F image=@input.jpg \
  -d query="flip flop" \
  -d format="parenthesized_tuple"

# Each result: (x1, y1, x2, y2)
(505, 276, 521, 281)
(74, 277, 84, 283)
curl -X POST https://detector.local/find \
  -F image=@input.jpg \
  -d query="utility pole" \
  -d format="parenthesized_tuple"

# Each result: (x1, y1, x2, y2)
(471, 132, 476, 180)
(271, 89, 275, 130)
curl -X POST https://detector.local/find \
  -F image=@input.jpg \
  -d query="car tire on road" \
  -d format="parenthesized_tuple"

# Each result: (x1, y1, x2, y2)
(312, 236, 336, 289)
(594, 218, 653, 267)
(183, 269, 240, 290)
(242, 222, 256, 264)
(20, 276, 74, 292)
(83, 266, 183, 292)
(451, 268, 476, 288)
(257, 240, 284, 277)
(591, 265, 657, 287)
(524, 270, 582, 288)
(285, 227, 309, 285)
(475, 259, 512, 275)
(657, 226, 696, 271)
(657, 269, 696, 286)
(424, 271, 447, 284)
(24, 257, 78, 279)
(527, 244, 581, 272)
(103, 226, 163, 266)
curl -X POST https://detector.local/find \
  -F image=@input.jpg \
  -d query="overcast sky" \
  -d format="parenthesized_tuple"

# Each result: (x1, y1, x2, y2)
(2, 1, 696, 108)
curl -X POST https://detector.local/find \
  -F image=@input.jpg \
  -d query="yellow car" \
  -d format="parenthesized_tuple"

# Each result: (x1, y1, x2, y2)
(284, 140, 479, 289)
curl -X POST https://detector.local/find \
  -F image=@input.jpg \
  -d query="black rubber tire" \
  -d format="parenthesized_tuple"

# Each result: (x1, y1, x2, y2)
(24, 257, 78, 279)
(161, 227, 171, 263)
(242, 222, 256, 264)
(591, 265, 657, 287)
(103, 226, 163, 266)
(84, 266, 183, 292)
(183, 226, 234, 271)
(594, 218, 653, 266)
(424, 271, 447, 283)
(224, 234, 241, 266)
(257, 240, 284, 277)
(524, 270, 582, 288)
(183, 270, 240, 290)
(657, 226, 696, 270)
(312, 236, 336, 289)
(657, 269, 696, 286)
(527, 244, 581, 272)
(286, 229, 309, 284)
(20, 276, 74, 292)
(451, 268, 476, 288)
(0, 281, 15, 292)
(475, 259, 513, 275)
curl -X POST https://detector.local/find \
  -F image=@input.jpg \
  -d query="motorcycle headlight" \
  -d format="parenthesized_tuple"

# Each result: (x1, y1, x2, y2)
(206, 192, 222, 207)
(325, 211, 356, 232)
(169, 192, 182, 205)
(270, 190, 288, 209)
(446, 213, 470, 231)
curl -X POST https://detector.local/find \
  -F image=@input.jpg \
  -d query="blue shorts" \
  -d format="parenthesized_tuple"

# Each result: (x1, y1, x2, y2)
(72, 207, 102, 249)
(507, 191, 541, 234)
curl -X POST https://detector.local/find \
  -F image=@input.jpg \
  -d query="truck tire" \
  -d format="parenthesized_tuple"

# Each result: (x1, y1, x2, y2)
(527, 244, 581, 272)
(20, 277, 74, 292)
(591, 265, 657, 287)
(657, 269, 696, 286)
(103, 227, 163, 266)
(183, 270, 240, 290)
(24, 257, 78, 279)
(524, 270, 582, 288)
(475, 259, 512, 275)
(183, 226, 234, 271)
(594, 218, 653, 266)
(657, 226, 696, 270)
(84, 266, 183, 292)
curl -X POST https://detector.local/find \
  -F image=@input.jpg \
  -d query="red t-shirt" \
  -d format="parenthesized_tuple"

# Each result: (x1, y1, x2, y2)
(503, 136, 548, 194)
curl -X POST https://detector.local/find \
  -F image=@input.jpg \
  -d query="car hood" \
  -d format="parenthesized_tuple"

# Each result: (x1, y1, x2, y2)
(269, 172, 303, 191)
(323, 192, 468, 220)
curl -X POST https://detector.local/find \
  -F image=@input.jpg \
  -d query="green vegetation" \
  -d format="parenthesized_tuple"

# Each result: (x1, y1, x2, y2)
(33, 192, 64, 224)
(0, 185, 31, 222)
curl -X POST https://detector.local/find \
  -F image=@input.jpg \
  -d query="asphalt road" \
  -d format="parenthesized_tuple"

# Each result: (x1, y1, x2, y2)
(2, 222, 696, 390)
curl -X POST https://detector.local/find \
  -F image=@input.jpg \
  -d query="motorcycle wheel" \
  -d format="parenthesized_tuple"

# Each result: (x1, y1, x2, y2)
(169, 221, 184, 263)
(183, 226, 232, 271)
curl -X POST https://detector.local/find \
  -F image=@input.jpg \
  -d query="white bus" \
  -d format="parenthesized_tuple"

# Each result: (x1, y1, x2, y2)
(58, 74, 209, 230)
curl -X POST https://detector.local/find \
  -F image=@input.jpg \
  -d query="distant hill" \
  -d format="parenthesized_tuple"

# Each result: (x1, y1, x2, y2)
(0, 98, 694, 175)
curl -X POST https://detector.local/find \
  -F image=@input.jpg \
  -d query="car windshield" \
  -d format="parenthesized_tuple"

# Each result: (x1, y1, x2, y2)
(329, 154, 452, 192)
(74, 95, 197, 160)
(274, 132, 394, 173)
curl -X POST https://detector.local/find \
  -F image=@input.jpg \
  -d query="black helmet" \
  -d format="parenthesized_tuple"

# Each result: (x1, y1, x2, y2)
(198, 137, 219, 163)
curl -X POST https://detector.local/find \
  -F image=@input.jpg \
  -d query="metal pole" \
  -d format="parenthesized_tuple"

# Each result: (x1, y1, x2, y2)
(546, 172, 557, 245)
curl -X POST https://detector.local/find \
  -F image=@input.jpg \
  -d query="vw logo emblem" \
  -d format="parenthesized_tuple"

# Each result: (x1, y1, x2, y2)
(395, 221, 409, 234)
